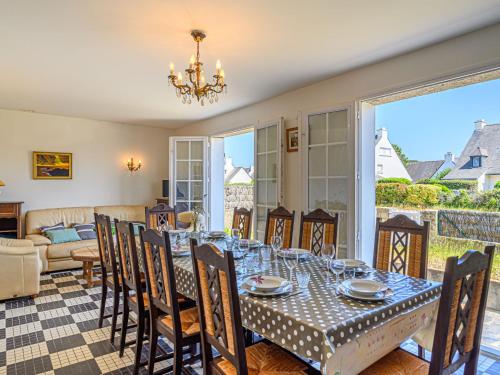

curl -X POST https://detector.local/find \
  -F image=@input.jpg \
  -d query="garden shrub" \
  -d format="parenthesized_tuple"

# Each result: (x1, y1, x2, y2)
(375, 183, 408, 206)
(474, 189, 500, 210)
(495, 181, 500, 190)
(405, 184, 440, 207)
(377, 177, 412, 185)
(417, 179, 477, 191)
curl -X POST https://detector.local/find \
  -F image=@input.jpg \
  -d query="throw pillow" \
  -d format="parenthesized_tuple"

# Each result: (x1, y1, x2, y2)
(73, 223, 97, 240)
(45, 228, 81, 244)
(40, 222, 65, 234)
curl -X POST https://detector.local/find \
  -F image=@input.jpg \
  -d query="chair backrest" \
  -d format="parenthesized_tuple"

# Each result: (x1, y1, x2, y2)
(115, 220, 144, 305)
(140, 228, 182, 336)
(298, 208, 338, 256)
(145, 203, 177, 230)
(94, 213, 119, 285)
(430, 246, 495, 375)
(232, 207, 252, 239)
(373, 215, 430, 279)
(191, 240, 248, 374)
(264, 206, 295, 249)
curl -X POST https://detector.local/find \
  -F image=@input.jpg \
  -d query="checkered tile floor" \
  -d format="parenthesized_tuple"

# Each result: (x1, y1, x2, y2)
(0, 269, 203, 375)
(1, 269, 499, 374)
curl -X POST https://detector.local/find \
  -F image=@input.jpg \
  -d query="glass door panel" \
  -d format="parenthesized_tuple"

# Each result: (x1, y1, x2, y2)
(170, 137, 208, 214)
(306, 108, 349, 257)
(254, 119, 283, 240)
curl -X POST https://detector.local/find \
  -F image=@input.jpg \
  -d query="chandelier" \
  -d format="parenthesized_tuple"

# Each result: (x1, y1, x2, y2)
(168, 30, 227, 105)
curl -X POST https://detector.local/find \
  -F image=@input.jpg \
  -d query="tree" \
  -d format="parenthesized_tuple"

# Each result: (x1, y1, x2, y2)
(435, 167, 451, 180)
(392, 144, 409, 166)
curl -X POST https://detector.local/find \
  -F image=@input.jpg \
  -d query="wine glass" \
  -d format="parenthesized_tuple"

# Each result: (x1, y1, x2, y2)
(231, 228, 240, 240)
(238, 239, 249, 273)
(271, 235, 282, 262)
(283, 249, 299, 284)
(331, 260, 346, 287)
(321, 243, 336, 287)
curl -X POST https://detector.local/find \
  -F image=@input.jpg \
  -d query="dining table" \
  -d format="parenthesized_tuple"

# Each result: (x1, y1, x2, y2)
(168, 235, 442, 374)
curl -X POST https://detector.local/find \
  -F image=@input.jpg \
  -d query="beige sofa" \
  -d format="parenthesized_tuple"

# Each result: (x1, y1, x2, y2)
(25, 205, 145, 272)
(0, 237, 41, 300)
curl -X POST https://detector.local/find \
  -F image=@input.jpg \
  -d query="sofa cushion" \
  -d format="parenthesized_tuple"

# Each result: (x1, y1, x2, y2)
(40, 222, 64, 233)
(46, 229, 81, 244)
(25, 234, 52, 246)
(25, 207, 95, 235)
(73, 223, 97, 240)
(48, 239, 98, 259)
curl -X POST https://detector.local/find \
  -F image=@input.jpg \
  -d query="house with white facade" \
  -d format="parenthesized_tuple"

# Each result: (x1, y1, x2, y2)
(444, 120, 500, 191)
(224, 156, 254, 184)
(374, 128, 411, 180)
(406, 152, 456, 182)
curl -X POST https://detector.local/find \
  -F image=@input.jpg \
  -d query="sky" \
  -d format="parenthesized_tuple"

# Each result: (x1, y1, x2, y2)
(224, 131, 254, 167)
(376, 78, 500, 161)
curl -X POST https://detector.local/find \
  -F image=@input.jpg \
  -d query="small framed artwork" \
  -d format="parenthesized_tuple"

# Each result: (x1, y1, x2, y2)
(286, 127, 299, 152)
(33, 151, 72, 179)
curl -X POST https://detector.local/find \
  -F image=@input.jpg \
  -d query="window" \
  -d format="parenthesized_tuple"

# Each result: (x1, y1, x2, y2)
(377, 164, 383, 174)
(472, 156, 481, 168)
(380, 147, 391, 156)
(305, 108, 349, 257)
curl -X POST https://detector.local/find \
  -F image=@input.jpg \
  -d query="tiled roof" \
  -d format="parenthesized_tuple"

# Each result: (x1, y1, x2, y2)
(406, 160, 444, 181)
(445, 123, 500, 179)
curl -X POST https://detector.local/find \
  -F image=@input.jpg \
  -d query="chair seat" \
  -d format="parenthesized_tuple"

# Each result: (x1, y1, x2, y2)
(159, 307, 200, 336)
(215, 342, 308, 375)
(359, 348, 429, 375)
(129, 292, 149, 307)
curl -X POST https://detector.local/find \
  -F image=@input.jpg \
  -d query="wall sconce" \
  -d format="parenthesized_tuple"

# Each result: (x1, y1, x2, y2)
(126, 158, 142, 173)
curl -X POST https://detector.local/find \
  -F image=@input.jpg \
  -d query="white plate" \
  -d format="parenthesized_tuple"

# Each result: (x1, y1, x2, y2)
(241, 282, 293, 296)
(207, 231, 226, 238)
(342, 279, 387, 296)
(336, 259, 366, 268)
(338, 284, 392, 302)
(248, 239, 262, 248)
(277, 248, 310, 259)
(171, 250, 190, 257)
(244, 275, 288, 291)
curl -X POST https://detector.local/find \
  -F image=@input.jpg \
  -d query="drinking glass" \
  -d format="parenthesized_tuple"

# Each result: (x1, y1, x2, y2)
(321, 243, 336, 286)
(283, 249, 299, 284)
(238, 239, 249, 273)
(231, 228, 240, 240)
(271, 235, 282, 262)
(246, 254, 259, 272)
(260, 245, 272, 263)
(331, 260, 346, 286)
(296, 271, 311, 289)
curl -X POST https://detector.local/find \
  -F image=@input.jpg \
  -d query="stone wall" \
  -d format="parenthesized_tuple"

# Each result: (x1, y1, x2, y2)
(376, 207, 438, 239)
(224, 185, 254, 229)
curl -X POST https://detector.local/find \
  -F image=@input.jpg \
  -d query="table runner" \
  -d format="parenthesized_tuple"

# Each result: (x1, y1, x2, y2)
(172, 253, 441, 366)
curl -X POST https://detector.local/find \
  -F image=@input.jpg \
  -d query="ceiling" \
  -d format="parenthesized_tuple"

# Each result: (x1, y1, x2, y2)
(0, 1, 499, 128)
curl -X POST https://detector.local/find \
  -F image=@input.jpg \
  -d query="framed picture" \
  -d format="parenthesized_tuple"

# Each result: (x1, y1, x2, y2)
(286, 127, 299, 152)
(33, 152, 72, 179)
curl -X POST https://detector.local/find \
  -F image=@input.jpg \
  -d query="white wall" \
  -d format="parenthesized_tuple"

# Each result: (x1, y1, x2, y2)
(0, 109, 172, 214)
(172, 24, 500, 257)
(375, 131, 412, 180)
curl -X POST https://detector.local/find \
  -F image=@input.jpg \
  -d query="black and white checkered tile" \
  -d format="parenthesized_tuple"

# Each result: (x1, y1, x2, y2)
(0, 270, 203, 375)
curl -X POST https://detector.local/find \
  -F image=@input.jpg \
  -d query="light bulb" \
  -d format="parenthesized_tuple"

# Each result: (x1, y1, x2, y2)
(189, 55, 195, 68)
(201, 75, 206, 85)
(220, 69, 225, 82)
(169, 62, 175, 75)
(216, 59, 221, 73)
(177, 72, 183, 82)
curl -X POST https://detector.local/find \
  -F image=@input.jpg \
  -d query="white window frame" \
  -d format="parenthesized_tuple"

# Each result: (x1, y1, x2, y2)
(301, 105, 353, 257)
(380, 147, 391, 157)
(169, 136, 209, 220)
(254, 118, 284, 239)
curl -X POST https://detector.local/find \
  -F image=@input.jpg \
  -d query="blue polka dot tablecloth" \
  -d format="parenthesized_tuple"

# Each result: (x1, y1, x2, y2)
(172, 254, 441, 368)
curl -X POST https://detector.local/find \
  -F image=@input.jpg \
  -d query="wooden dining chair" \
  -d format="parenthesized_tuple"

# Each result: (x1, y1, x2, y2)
(191, 239, 315, 375)
(232, 207, 253, 239)
(145, 203, 177, 230)
(298, 208, 338, 256)
(140, 228, 201, 375)
(264, 206, 295, 249)
(94, 213, 121, 344)
(115, 220, 149, 374)
(373, 215, 430, 279)
(360, 246, 495, 375)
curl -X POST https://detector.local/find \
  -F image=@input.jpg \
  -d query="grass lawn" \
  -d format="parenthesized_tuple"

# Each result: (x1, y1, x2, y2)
(428, 236, 499, 281)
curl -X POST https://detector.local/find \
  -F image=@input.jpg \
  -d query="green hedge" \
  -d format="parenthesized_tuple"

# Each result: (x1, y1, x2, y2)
(376, 183, 440, 207)
(377, 177, 412, 185)
(417, 179, 477, 191)
(495, 181, 500, 190)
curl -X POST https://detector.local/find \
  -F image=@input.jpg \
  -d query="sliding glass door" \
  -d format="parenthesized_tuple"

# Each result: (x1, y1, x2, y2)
(169, 137, 208, 215)
(303, 108, 350, 257)
(254, 119, 283, 240)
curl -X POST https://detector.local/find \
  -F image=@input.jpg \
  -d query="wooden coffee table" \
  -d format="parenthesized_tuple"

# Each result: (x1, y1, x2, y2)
(71, 248, 101, 287)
